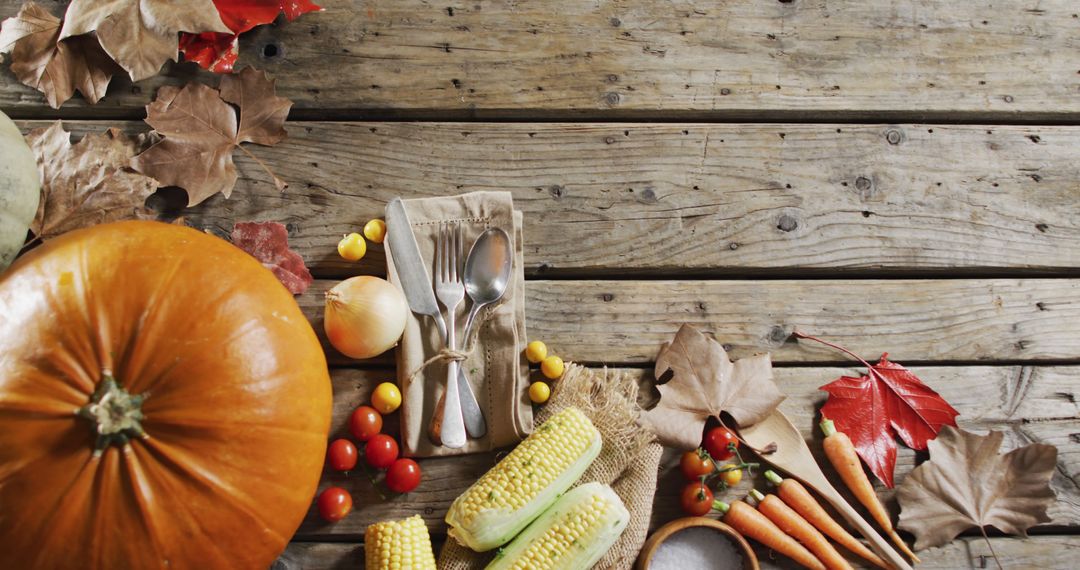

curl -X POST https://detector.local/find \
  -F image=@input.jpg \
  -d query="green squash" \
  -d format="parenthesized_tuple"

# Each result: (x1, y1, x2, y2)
(0, 110, 39, 271)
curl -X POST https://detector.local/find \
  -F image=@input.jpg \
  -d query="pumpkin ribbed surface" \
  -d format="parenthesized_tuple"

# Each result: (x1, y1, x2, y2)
(0, 220, 332, 569)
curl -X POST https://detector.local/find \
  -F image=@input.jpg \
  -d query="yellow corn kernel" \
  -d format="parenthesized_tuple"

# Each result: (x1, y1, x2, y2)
(364, 515, 436, 570)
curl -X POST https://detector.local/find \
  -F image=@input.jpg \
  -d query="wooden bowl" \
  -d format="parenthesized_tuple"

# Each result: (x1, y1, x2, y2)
(636, 517, 759, 570)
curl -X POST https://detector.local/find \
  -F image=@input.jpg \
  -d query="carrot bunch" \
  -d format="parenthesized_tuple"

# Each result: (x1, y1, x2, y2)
(713, 499, 827, 570)
(764, 470, 887, 569)
(708, 417, 924, 570)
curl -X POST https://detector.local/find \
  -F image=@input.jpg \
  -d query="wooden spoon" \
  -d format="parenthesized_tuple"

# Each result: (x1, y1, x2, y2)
(740, 409, 913, 570)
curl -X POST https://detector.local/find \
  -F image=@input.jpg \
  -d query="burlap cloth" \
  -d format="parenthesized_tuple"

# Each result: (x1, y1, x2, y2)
(386, 191, 532, 458)
(438, 364, 663, 570)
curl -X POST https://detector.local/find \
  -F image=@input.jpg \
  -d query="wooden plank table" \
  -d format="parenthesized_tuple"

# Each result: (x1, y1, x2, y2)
(4, 1, 1078, 568)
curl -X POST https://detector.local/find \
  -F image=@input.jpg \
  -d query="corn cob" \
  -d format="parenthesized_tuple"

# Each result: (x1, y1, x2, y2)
(446, 406, 602, 552)
(364, 515, 437, 570)
(485, 482, 630, 570)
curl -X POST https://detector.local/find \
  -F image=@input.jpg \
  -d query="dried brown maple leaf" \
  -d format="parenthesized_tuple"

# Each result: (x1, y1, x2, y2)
(231, 221, 312, 295)
(59, 0, 229, 82)
(132, 68, 290, 207)
(220, 66, 293, 147)
(897, 426, 1057, 561)
(0, 1, 119, 108)
(641, 324, 785, 449)
(26, 121, 159, 239)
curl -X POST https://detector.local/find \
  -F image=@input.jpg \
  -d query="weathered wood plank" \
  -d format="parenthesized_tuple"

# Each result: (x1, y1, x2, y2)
(275, 535, 1080, 569)
(295, 278, 1080, 366)
(3, 1, 1080, 120)
(21, 121, 1080, 277)
(293, 366, 1080, 540)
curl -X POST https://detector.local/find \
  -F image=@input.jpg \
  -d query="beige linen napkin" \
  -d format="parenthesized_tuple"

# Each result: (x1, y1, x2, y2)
(385, 191, 532, 457)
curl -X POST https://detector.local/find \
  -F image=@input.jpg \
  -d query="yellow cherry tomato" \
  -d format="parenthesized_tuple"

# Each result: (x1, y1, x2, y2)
(529, 381, 551, 404)
(525, 340, 548, 364)
(337, 232, 367, 261)
(540, 355, 564, 380)
(371, 382, 402, 414)
(363, 219, 387, 244)
(719, 465, 743, 486)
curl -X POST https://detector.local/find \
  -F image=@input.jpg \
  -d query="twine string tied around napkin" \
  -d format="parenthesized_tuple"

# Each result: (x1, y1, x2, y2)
(405, 312, 491, 382)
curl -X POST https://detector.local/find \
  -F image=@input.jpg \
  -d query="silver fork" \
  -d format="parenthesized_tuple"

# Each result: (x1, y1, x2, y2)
(434, 223, 467, 449)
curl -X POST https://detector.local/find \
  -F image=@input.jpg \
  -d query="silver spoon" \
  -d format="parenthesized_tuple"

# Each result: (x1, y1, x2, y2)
(431, 228, 512, 441)
(462, 228, 513, 343)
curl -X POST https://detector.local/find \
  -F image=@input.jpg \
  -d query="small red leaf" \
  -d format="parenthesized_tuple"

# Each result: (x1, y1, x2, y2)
(178, 32, 239, 73)
(800, 333, 960, 488)
(231, 221, 312, 294)
(179, 0, 322, 72)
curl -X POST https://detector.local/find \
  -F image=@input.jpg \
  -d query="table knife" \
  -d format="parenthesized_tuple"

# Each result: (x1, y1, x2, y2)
(385, 198, 487, 440)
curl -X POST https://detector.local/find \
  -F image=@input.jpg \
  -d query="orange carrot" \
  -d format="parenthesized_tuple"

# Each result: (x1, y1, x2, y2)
(765, 470, 889, 569)
(714, 499, 826, 570)
(750, 489, 854, 570)
(821, 418, 920, 564)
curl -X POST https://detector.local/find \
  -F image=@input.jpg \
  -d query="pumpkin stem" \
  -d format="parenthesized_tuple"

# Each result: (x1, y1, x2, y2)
(77, 373, 146, 457)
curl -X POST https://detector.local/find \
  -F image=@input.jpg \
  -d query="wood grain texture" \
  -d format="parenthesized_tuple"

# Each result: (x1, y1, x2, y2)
(275, 535, 1080, 569)
(24, 121, 1078, 278)
(294, 278, 1080, 365)
(2, 1, 1080, 120)
(293, 365, 1080, 540)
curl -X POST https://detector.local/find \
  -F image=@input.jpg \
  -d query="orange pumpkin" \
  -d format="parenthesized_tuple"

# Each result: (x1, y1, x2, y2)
(0, 221, 332, 569)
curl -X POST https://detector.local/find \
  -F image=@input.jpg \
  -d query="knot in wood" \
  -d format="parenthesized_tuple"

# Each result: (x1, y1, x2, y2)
(855, 176, 873, 192)
(777, 214, 798, 232)
(260, 41, 284, 60)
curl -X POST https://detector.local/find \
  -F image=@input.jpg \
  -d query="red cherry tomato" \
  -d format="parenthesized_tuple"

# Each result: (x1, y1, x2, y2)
(679, 449, 715, 481)
(385, 458, 422, 493)
(349, 405, 383, 442)
(364, 434, 399, 469)
(327, 439, 358, 472)
(680, 481, 715, 516)
(317, 487, 353, 522)
(703, 426, 739, 461)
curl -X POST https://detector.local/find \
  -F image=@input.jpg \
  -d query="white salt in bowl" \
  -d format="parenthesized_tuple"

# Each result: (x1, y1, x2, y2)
(636, 517, 759, 570)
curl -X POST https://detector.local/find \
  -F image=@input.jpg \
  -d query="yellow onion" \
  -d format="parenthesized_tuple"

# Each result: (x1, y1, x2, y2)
(324, 276, 408, 359)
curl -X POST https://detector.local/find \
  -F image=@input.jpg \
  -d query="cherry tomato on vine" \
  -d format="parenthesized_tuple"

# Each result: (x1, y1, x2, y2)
(718, 464, 743, 486)
(349, 405, 383, 442)
(364, 434, 399, 469)
(703, 426, 739, 461)
(679, 449, 715, 481)
(386, 458, 422, 493)
(680, 481, 715, 516)
(327, 439, 358, 472)
(317, 487, 353, 522)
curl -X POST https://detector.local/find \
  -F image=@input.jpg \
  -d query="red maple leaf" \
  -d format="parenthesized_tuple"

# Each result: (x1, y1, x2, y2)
(231, 221, 313, 294)
(798, 332, 960, 488)
(179, 0, 323, 73)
